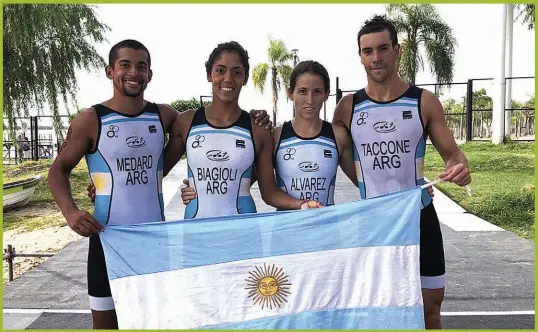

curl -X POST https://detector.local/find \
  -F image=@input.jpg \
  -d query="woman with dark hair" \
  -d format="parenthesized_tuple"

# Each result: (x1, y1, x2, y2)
(182, 60, 358, 207)
(168, 42, 322, 219)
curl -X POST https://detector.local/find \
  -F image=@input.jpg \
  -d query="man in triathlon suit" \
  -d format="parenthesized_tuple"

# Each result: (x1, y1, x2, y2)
(331, 15, 471, 329)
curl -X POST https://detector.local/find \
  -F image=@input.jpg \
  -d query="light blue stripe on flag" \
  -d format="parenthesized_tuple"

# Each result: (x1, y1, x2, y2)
(100, 187, 424, 329)
(100, 187, 421, 280)
(205, 305, 425, 329)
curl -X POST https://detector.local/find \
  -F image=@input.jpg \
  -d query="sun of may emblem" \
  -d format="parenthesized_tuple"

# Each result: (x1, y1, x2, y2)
(245, 263, 291, 309)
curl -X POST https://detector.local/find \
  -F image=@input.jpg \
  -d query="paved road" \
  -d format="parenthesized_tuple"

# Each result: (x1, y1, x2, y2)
(3, 160, 535, 329)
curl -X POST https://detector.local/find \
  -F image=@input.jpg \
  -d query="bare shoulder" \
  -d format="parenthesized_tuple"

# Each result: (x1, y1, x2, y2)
(272, 125, 283, 141)
(332, 94, 354, 128)
(421, 88, 442, 106)
(174, 109, 197, 135)
(420, 89, 444, 122)
(54, 107, 97, 157)
(341, 93, 354, 104)
(271, 125, 283, 152)
(71, 107, 98, 132)
(157, 103, 179, 131)
(336, 94, 354, 109)
(77, 107, 98, 119)
(331, 122, 349, 138)
(157, 103, 178, 118)
(177, 109, 197, 123)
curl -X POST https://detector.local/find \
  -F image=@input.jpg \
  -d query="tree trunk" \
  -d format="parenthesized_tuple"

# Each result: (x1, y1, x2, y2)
(480, 113, 483, 137)
(271, 67, 279, 125)
(460, 113, 464, 140)
(410, 43, 418, 85)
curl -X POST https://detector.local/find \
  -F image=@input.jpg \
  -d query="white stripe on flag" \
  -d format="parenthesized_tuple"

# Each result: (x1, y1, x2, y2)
(110, 245, 421, 329)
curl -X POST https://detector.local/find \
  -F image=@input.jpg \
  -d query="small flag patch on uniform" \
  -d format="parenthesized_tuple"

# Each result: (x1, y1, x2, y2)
(403, 111, 413, 120)
(148, 125, 157, 133)
(324, 150, 332, 158)
(236, 139, 245, 148)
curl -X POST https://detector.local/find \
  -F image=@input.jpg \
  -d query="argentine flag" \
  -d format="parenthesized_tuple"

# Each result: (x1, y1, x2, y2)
(100, 187, 424, 329)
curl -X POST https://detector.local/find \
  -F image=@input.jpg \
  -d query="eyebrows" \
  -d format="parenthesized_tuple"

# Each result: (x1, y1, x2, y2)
(214, 64, 244, 71)
(118, 59, 148, 66)
(361, 43, 392, 51)
(296, 86, 324, 90)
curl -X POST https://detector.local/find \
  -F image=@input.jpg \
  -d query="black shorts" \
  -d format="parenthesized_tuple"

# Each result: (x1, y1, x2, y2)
(87, 235, 114, 310)
(419, 203, 446, 289)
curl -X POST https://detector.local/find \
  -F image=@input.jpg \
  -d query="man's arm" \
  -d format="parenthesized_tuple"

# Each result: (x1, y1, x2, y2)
(252, 121, 321, 210)
(48, 109, 103, 236)
(333, 124, 358, 187)
(423, 90, 471, 186)
(331, 94, 353, 131)
(163, 109, 194, 177)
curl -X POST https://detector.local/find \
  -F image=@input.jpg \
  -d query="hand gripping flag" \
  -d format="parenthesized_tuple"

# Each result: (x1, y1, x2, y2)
(100, 187, 425, 329)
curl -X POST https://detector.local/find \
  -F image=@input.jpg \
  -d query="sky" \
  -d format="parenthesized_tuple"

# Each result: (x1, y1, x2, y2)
(46, 4, 535, 124)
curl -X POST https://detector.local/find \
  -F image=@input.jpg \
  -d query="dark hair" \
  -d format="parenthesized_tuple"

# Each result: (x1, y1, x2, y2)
(109, 39, 151, 67)
(357, 15, 398, 52)
(288, 60, 330, 93)
(205, 41, 250, 83)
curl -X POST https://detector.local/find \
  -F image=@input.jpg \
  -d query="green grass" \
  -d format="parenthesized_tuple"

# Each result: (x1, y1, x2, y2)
(424, 142, 535, 241)
(3, 160, 93, 233)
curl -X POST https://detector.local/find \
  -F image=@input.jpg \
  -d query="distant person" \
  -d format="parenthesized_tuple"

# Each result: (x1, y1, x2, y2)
(21, 135, 31, 159)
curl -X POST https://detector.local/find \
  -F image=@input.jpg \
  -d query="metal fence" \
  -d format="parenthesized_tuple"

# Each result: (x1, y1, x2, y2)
(335, 76, 535, 142)
(3, 115, 69, 165)
(4, 77, 532, 166)
(3, 244, 53, 282)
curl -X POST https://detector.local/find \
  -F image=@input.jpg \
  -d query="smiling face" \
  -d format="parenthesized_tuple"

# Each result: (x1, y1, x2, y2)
(288, 73, 329, 121)
(106, 47, 152, 97)
(359, 30, 400, 83)
(207, 51, 247, 103)
(258, 276, 279, 296)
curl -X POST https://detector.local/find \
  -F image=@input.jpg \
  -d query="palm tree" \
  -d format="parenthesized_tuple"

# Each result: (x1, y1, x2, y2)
(251, 37, 294, 125)
(386, 4, 456, 86)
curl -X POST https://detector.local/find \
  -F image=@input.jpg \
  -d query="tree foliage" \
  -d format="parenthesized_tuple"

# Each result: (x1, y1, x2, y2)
(516, 4, 535, 30)
(252, 37, 295, 124)
(386, 5, 456, 87)
(170, 98, 210, 113)
(4, 4, 109, 142)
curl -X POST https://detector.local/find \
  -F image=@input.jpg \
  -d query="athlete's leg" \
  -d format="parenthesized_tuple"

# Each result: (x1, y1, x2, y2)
(91, 309, 118, 329)
(420, 203, 446, 329)
(422, 288, 444, 329)
(88, 235, 119, 329)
